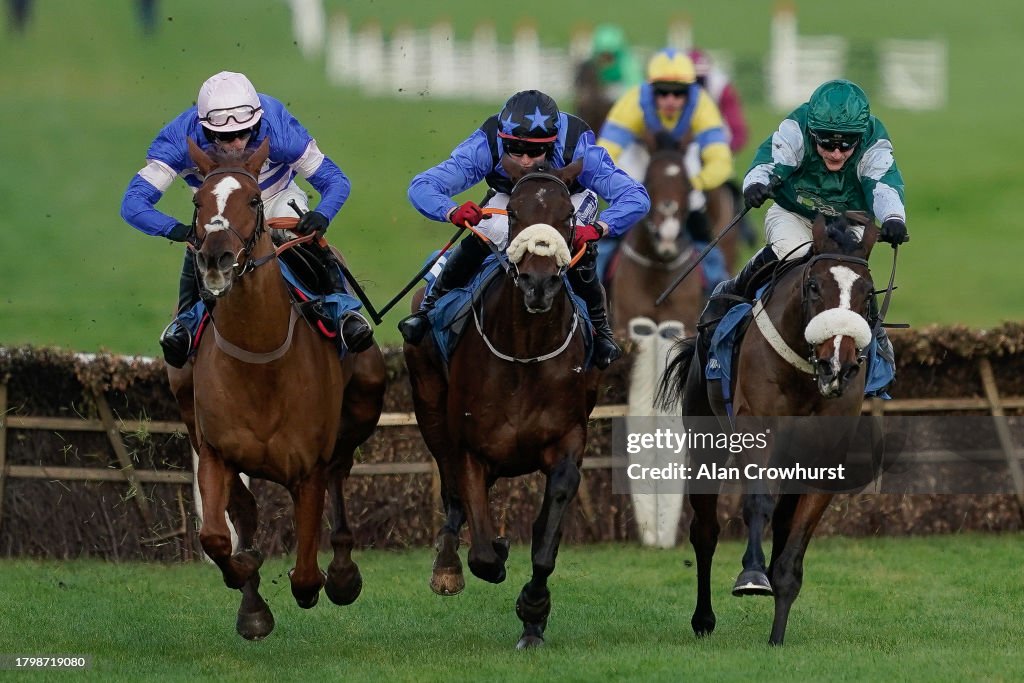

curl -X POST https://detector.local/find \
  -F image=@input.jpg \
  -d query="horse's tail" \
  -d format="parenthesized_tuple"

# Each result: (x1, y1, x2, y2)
(654, 336, 698, 413)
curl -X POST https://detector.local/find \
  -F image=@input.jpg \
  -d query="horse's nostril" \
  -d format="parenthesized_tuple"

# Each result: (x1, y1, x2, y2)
(218, 252, 235, 271)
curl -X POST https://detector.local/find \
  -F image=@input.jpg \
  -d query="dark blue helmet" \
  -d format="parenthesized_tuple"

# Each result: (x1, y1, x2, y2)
(497, 90, 560, 143)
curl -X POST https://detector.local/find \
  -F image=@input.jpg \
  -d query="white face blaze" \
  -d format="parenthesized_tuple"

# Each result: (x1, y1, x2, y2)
(204, 176, 242, 233)
(804, 264, 873, 374)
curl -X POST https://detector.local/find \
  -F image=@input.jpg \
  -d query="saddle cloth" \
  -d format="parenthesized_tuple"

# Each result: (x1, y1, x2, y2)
(420, 252, 593, 369)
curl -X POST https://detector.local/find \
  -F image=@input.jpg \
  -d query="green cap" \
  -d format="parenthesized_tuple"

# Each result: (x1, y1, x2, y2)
(592, 24, 626, 55)
(807, 79, 870, 135)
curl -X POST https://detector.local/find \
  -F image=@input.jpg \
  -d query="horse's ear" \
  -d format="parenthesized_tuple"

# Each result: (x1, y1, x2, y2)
(811, 213, 828, 254)
(245, 138, 270, 175)
(500, 153, 525, 183)
(557, 158, 584, 186)
(188, 138, 215, 176)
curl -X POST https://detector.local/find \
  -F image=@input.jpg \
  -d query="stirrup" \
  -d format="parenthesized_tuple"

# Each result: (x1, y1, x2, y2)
(398, 311, 431, 345)
(340, 312, 374, 353)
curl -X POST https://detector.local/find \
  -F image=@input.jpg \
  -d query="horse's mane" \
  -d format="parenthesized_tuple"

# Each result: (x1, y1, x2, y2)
(822, 214, 867, 255)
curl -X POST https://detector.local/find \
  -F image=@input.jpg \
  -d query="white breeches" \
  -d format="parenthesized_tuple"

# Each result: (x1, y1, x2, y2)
(765, 204, 864, 260)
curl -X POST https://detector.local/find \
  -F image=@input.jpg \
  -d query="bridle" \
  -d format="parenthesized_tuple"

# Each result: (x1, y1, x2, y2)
(187, 166, 271, 278)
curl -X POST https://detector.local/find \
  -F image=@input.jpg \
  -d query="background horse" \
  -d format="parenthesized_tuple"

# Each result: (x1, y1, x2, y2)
(166, 138, 386, 640)
(404, 157, 600, 649)
(658, 213, 879, 644)
(610, 143, 704, 336)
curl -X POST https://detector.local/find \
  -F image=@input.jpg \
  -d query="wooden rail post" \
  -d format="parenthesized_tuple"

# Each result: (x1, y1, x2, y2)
(978, 358, 1024, 522)
(0, 382, 8, 533)
(93, 389, 154, 527)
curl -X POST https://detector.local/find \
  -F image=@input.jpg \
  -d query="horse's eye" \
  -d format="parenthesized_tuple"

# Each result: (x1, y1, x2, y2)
(249, 196, 261, 207)
(807, 279, 820, 296)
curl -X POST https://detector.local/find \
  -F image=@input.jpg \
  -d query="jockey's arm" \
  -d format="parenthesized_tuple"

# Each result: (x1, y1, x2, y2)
(578, 143, 651, 238)
(121, 115, 195, 238)
(743, 117, 804, 191)
(408, 131, 492, 223)
(292, 141, 350, 222)
(689, 92, 734, 192)
(856, 137, 907, 226)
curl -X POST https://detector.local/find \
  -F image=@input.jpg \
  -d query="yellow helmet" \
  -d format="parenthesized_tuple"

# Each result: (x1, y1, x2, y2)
(646, 49, 696, 86)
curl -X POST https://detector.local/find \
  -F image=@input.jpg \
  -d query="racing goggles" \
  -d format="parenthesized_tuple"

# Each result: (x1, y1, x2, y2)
(504, 140, 550, 158)
(652, 84, 688, 98)
(810, 130, 860, 152)
(200, 104, 262, 128)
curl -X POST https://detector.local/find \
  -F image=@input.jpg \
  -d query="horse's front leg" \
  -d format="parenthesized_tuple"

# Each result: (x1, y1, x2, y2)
(289, 469, 328, 609)
(226, 474, 273, 640)
(432, 484, 467, 596)
(689, 492, 720, 636)
(197, 445, 260, 591)
(768, 493, 832, 646)
(458, 451, 507, 585)
(516, 453, 582, 650)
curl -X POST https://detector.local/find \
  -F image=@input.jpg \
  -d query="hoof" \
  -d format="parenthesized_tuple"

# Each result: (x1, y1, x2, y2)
(516, 634, 545, 650)
(290, 569, 325, 609)
(691, 613, 716, 637)
(324, 568, 362, 606)
(236, 608, 275, 640)
(732, 569, 773, 596)
(430, 568, 465, 596)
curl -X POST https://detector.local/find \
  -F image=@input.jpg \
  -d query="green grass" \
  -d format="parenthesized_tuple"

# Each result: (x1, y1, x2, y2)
(0, 537, 1022, 681)
(1, 1, 1022, 355)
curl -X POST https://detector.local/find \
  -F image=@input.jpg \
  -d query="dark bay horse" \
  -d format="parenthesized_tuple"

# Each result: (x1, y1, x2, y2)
(404, 157, 600, 649)
(166, 138, 386, 639)
(658, 213, 879, 644)
(610, 145, 704, 336)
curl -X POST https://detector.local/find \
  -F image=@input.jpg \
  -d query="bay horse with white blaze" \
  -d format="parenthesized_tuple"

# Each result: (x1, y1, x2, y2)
(404, 157, 600, 649)
(658, 213, 879, 644)
(611, 142, 704, 336)
(166, 138, 386, 640)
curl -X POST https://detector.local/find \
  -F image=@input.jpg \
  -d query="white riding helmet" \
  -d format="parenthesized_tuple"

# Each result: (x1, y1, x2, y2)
(197, 71, 263, 132)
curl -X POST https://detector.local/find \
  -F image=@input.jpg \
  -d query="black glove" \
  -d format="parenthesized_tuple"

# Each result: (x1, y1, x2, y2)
(166, 222, 191, 243)
(743, 182, 773, 209)
(295, 210, 330, 237)
(879, 218, 909, 246)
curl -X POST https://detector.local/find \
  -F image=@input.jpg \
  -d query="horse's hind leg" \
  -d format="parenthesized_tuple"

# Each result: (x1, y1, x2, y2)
(227, 475, 274, 640)
(733, 487, 776, 596)
(767, 493, 832, 646)
(515, 454, 582, 650)
(324, 466, 362, 607)
(289, 470, 329, 609)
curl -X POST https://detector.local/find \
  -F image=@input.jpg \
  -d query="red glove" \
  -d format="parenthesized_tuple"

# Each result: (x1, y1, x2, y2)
(572, 224, 604, 253)
(449, 201, 484, 227)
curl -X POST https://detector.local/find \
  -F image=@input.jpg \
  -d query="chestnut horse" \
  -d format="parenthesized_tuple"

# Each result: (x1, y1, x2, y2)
(404, 157, 600, 649)
(610, 145, 704, 336)
(166, 138, 386, 639)
(658, 213, 879, 644)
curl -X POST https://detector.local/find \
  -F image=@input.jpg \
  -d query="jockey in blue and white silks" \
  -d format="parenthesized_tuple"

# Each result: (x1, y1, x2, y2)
(399, 89, 650, 369)
(120, 71, 372, 367)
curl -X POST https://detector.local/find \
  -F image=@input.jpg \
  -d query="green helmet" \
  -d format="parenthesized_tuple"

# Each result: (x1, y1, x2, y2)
(807, 80, 870, 135)
(592, 24, 627, 56)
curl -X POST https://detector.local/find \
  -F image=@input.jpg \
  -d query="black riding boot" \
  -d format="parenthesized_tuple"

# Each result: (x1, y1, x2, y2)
(316, 243, 374, 353)
(159, 251, 203, 368)
(570, 244, 621, 369)
(697, 245, 779, 332)
(398, 234, 490, 345)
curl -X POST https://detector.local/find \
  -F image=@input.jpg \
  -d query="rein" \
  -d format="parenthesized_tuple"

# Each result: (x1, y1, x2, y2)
(470, 171, 583, 363)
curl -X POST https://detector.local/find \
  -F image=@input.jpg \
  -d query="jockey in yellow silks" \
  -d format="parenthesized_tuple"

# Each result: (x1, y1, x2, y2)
(595, 49, 734, 279)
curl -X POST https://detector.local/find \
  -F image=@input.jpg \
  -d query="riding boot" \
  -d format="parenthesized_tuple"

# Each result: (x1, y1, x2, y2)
(570, 244, 621, 369)
(868, 295, 896, 367)
(697, 244, 778, 335)
(398, 234, 490, 345)
(159, 250, 205, 368)
(316, 243, 375, 353)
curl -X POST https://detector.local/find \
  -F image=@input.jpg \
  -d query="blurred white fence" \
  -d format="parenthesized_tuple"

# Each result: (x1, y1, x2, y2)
(290, 0, 947, 111)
